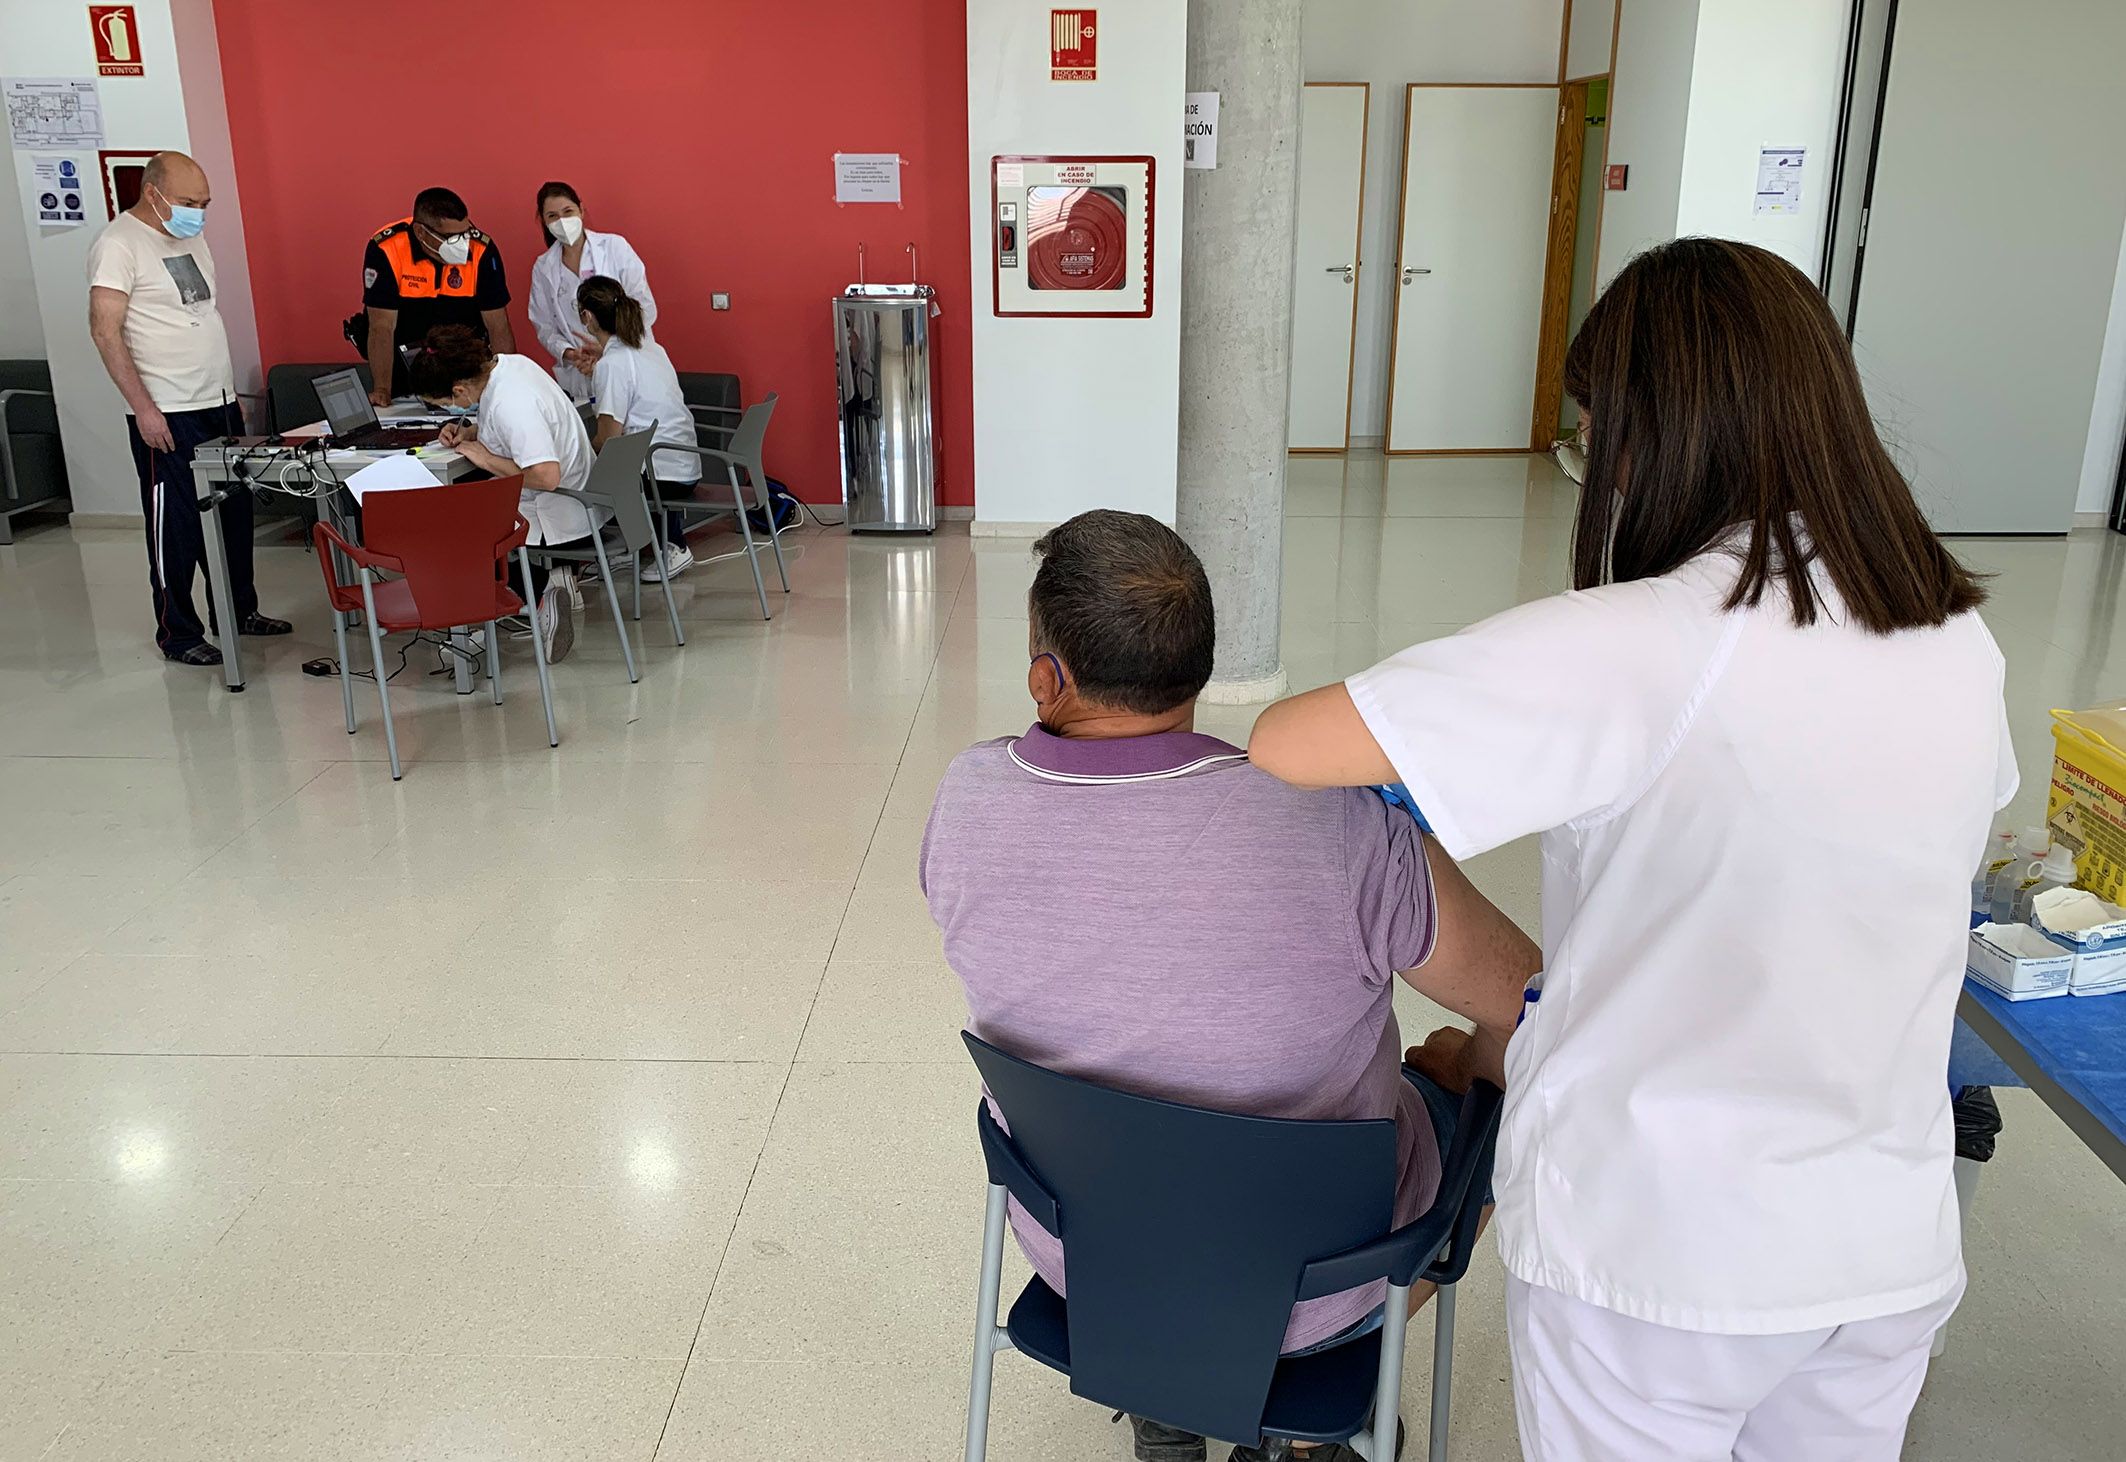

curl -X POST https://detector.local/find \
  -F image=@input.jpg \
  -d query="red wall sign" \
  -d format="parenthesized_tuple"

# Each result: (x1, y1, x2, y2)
(90, 6, 144, 76)
(1051, 9, 1096, 81)
(1605, 163, 1630, 192)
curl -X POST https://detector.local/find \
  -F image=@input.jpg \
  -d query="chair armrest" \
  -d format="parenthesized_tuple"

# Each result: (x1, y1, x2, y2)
(659, 442, 751, 473)
(975, 1101, 1061, 1235)
(313, 519, 403, 574)
(495, 514, 530, 558)
(1292, 1078, 1503, 1298)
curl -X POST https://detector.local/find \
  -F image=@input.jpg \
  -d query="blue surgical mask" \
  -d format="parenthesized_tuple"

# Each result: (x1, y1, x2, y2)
(149, 183, 205, 239)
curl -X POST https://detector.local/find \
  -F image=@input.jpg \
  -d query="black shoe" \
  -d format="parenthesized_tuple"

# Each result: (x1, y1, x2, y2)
(1114, 1412, 1206, 1462)
(237, 613, 293, 636)
(164, 643, 223, 667)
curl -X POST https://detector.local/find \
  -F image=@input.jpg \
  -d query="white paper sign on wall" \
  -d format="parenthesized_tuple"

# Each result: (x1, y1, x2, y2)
(1184, 92, 1219, 170)
(834, 153, 903, 205)
(1754, 146, 1805, 215)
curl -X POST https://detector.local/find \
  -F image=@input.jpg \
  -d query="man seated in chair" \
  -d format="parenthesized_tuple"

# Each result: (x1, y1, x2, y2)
(921, 510, 1540, 1462)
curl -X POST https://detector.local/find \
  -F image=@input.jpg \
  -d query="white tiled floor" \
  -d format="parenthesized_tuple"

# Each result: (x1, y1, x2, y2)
(0, 453, 2120, 1460)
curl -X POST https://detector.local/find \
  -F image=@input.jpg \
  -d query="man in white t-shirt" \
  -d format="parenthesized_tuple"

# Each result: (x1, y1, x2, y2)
(87, 151, 290, 667)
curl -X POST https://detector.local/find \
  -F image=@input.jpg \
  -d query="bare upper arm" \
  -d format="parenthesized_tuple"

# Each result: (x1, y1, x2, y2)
(1399, 835, 1540, 1036)
(88, 285, 130, 336)
(1250, 683, 1398, 790)
(521, 460, 561, 492)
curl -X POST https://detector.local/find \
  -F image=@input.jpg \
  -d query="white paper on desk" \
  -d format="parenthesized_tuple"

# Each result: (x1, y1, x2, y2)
(343, 454, 442, 503)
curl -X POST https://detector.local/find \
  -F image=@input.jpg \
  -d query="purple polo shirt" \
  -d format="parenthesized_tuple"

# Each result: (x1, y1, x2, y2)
(921, 725, 1442, 1352)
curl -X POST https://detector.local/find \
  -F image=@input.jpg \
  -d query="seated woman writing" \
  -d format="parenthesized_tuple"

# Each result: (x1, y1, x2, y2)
(409, 325, 605, 662)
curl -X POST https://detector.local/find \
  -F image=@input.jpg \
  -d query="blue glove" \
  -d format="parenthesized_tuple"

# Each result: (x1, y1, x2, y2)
(1373, 782, 1432, 835)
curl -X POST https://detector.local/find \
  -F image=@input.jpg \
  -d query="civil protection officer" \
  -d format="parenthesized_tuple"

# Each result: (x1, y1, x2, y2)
(355, 187, 513, 404)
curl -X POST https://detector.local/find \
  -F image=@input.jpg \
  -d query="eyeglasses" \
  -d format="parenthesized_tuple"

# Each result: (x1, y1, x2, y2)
(417, 220, 473, 245)
(1552, 424, 1589, 487)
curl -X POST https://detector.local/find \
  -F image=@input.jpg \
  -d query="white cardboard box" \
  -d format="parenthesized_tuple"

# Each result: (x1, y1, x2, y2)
(1967, 924, 2073, 1000)
(2032, 893, 2126, 997)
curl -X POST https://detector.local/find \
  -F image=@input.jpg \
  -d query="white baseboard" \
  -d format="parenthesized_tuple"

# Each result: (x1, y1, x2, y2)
(66, 513, 141, 529)
(2074, 510, 2110, 529)
(971, 520, 1056, 539)
(1349, 434, 1384, 452)
(939, 505, 974, 521)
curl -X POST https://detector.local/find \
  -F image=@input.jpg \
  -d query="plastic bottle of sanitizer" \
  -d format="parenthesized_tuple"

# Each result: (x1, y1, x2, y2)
(2012, 840, 2079, 927)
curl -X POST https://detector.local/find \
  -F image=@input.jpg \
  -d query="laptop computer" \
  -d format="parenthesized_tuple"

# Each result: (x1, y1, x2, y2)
(311, 368, 445, 450)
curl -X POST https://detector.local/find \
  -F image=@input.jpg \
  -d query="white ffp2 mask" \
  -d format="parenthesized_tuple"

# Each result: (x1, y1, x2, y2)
(550, 216, 584, 247)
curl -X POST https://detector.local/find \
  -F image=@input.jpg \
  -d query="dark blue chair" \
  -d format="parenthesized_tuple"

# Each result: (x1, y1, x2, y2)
(961, 1032, 1503, 1462)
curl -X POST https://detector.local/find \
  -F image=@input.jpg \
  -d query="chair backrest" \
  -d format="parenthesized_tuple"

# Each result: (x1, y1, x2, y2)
(579, 428, 659, 553)
(266, 362, 373, 434)
(677, 371, 739, 486)
(360, 477, 527, 628)
(963, 1033, 1398, 1445)
(721, 393, 779, 481)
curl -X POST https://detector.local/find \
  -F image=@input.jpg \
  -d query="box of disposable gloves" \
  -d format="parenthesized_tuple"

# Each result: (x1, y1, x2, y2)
(2032, 887, 2126, 997)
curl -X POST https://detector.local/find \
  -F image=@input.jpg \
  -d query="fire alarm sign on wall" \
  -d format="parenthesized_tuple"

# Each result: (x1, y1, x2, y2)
(993, 155, 1154, 318)
(1051, 9, 1097, 81)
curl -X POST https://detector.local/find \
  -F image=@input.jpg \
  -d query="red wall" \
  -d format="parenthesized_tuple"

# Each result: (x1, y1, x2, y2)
(214, 0, 972, 507)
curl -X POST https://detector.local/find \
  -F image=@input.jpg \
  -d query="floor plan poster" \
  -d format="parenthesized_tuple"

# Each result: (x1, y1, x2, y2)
(6, 78, 106, 150)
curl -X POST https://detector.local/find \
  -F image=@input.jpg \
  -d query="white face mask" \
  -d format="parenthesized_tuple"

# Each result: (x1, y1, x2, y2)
(434, 233, 472, 266)
(549, 215, 584, 247)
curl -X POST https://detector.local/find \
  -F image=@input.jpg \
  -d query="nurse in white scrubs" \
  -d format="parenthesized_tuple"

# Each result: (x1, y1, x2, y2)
(528, 182, 655, 400)
(1250, 238, 2016, 1462)
(573, 274, 701, 582)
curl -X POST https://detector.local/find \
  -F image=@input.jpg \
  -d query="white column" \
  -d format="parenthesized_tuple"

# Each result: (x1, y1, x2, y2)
(1174, 0, 1303, 703)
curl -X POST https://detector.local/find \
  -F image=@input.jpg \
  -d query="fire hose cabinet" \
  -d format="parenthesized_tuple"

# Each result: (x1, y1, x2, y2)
(836, 283, 938, 534)
(991, 155, 1155, 318)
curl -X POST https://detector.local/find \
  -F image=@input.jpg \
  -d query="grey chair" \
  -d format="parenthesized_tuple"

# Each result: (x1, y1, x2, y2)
(0, 360, 70, 543)
(528, 428, 684, 684)
(652, 394, 790, 621)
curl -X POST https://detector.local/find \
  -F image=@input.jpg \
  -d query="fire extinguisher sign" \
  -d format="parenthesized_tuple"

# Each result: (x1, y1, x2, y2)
(1050, 9, 1097, 82)
(90, 6, 144, 77)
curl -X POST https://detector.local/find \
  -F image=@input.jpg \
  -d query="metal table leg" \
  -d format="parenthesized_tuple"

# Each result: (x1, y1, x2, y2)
(191, 465, 246, 692)
(451, 628, 476, 694)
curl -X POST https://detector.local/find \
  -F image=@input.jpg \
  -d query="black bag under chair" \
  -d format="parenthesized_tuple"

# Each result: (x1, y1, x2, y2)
(960, 1032, 1503, 1462)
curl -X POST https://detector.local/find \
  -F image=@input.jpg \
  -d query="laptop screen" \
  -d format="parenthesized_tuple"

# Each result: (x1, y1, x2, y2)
(312, 370, 375, 436)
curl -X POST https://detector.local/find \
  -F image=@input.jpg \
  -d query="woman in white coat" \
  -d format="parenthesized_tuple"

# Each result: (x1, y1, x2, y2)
(1250, 239, 2014, 1462)
(528, 182, 655, 401)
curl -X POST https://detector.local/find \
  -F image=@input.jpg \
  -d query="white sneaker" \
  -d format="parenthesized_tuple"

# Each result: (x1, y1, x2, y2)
(640, 541, 694, 583)
(539, 582, 575, 663)
(550, 563, 583, 610)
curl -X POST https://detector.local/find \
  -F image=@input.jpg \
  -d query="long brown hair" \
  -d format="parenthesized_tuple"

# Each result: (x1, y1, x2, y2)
(1562, 237, 1983, 632)
(575, 275, 646, 349)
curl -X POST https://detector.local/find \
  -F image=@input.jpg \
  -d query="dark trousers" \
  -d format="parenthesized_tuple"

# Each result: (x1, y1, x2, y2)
(130, 403, 254, 655)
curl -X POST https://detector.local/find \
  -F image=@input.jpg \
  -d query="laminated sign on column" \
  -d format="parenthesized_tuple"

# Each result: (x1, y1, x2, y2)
(991, 155, 1154, 318)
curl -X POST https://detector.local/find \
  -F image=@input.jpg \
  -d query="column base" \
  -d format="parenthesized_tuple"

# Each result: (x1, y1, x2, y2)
(1199, 665, 1289, 705)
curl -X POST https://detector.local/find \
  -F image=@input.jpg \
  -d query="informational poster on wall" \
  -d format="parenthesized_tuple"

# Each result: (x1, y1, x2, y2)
(991, 155, 1154, 318)
(5, 77, 105, 149)
(833, 152, 902, 205)
(1755, 146, 1805, 215)
(1184, 92, 1219, 169)
(27, 154, 90, 227)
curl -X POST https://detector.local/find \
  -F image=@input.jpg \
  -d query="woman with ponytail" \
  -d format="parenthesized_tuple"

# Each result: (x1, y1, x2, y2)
(576, 274, 701, 581)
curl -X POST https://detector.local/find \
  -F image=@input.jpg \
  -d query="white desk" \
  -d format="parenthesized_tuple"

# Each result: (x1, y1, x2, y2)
(187, 425, 473, 693)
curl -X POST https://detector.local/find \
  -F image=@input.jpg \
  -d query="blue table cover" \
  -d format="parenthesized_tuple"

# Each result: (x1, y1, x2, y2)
(1963, 981, 2126, 1152)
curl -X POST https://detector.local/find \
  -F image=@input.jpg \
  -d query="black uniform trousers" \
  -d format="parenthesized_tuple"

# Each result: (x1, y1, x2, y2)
(128, 402, 255, 656)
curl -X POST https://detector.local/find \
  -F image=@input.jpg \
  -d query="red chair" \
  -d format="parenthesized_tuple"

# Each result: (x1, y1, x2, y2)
(313, 477, 558, 780)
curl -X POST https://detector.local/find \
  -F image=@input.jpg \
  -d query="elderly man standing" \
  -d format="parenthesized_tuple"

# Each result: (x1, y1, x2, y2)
(86, 150, 289, 666)
(922, 510, 1540, 1462)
